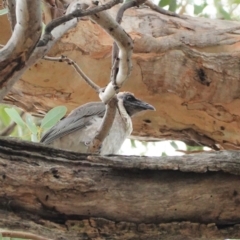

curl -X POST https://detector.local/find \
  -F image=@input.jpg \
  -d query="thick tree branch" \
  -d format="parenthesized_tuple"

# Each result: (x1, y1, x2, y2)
(0, 1, 81, 104)
(0, 137, 240, 239)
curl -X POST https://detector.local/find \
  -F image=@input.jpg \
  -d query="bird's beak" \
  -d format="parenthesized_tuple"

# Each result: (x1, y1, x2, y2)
(134, 99, 156, 111)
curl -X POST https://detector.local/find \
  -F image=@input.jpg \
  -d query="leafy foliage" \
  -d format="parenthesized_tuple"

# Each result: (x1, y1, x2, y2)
(2, 105, 67, 141)
(157, 0, 240, 20)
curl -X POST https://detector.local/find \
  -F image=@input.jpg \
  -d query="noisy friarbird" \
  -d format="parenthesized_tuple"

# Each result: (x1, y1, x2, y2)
(40, 92, 155, 154)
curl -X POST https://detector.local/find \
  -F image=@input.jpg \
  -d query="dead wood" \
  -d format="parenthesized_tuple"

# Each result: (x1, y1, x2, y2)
(0, 137, 240, 239)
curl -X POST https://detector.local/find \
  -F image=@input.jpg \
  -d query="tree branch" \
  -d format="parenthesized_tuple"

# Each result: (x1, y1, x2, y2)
(6, 0, 16, 31)
(0, 137, 240, 239)
(87, 96, 118, 153)
(111, 0, 141, 84)
(0, 1, 81, 102)
(43, 55, 100, 92)
(38, 0, 122, 47)
(0, 230, 51, 240)
(89, 8, 133, 103)
(0, 0, 42, 101)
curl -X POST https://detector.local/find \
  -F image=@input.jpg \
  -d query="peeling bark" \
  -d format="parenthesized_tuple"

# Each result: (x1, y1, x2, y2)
(0, 137, 240, 239)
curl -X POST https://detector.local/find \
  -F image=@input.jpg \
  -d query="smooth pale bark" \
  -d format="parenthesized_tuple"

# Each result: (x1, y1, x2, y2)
(0, 137, 240, 239)
(0, 0, 42, 100)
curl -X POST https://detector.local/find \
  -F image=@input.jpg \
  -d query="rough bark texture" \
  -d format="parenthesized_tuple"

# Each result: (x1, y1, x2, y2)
(0, 137, 240, 239)
(1, 1, 240, 149)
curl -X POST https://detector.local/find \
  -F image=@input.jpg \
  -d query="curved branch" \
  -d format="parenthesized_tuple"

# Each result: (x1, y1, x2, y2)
(90, 10, 133, 103)
(38, 0, 122, 47)
(0, 0, 42, 101)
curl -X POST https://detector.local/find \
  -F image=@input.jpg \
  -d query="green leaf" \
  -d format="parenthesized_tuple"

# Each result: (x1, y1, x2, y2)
(214, 0, 231, 20)
(4, 108, 26, 128)
(159, 0, 170, 8)
(25, 113, 38, 135)
(168, 0, 177, 12)
(130, 139, 136, 148)
(161, 152, 167, 157)
(186, 145, 204, 152)
(0, 106, 11, 126)
(194, 3, 207, 15)
(41, 106, 67, 129)
(0, 8, 8, 16)
(170, 141, 178, 150)
(218, 6, 231, 20)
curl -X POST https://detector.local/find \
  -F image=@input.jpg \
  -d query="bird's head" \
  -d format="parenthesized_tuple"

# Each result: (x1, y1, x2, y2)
(117, 92, 155, 117)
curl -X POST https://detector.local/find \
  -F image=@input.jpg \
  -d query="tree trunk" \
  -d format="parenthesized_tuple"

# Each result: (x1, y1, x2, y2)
(0, 137, 240, 239)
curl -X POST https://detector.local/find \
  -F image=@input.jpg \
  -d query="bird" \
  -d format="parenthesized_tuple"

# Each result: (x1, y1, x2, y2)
(40, 92, 155, 155)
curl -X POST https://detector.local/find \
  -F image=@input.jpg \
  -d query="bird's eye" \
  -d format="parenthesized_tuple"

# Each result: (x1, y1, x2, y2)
(126, 95, 134, 101)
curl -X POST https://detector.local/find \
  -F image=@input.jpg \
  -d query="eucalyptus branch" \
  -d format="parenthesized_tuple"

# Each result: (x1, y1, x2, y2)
(0, 1, 80, 102)
(87, 2, 134, 154)
(38, 0, 122, 47)
(90, 9, 133, 104)
(111, 0, 143, 84)
(43, 55, 100, 92)
(0, 0, 42, 101)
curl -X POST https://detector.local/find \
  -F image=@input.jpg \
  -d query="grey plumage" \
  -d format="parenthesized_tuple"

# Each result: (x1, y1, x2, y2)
(40, 92, 155, 154)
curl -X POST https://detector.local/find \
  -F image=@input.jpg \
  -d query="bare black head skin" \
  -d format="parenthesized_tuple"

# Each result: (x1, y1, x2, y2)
(119, 92, 155, 116)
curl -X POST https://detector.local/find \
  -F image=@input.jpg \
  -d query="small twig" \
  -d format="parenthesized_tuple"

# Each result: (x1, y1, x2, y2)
(0, 230, 51, 240)
(87, 96, 118, 154)
(0, 111, 24, 136)
(145, 0, 185, 19)
(38, 0, 122, 47)
(43, 55, 100, 92)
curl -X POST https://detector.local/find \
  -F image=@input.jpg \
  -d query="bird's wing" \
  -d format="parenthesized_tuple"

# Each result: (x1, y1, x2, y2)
(40, 102, 106, 144)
